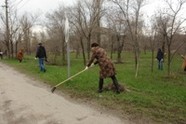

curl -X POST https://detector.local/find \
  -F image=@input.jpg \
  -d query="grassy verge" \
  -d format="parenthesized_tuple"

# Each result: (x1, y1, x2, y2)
(1, 52, 186, 124)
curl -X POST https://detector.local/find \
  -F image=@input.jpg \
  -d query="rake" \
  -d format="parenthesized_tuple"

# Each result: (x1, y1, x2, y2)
(51, 67, 91, 93)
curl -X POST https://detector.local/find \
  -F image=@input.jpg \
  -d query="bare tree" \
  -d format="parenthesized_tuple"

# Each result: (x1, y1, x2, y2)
(45, 7, 66, 65)
(0, 0, 11, 57)
(20, 13, 38, 55)
(105, 8, 127, 63)
(155, 0, 186, 76)
(94, 0, 105, 45)
(111, 0, 146, 77)
(145, 16, 159, 72)
(9, 10, 20, 58)
(70, 0, 105, 61)
(68, 4, 87, 65)
(67, 0, 105, 65)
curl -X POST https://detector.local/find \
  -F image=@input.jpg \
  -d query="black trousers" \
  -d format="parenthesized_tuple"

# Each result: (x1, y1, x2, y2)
(98, 75, 120, 92)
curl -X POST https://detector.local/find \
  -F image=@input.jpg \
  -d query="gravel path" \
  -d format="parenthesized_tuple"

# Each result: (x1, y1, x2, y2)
(0, 62, 131, 124)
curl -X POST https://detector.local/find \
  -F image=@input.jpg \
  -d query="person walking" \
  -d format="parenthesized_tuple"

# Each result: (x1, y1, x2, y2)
(85, 42, 120, 94)
(156, 48, 164, 70)
(35, 43, 47, 72)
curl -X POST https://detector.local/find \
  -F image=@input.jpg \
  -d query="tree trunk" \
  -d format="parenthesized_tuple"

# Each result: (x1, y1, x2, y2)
(80, 37, 86, 65)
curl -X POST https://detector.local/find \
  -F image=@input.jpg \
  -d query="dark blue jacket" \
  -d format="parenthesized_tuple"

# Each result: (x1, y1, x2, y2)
(36, 45, 47, 58)
(156, 49, 163, 61)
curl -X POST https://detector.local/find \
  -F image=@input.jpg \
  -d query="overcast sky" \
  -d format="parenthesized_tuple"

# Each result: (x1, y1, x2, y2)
(0, 0, 186, 29)
(17, 0, 75, 14)
(0, 0, 75, 15)
(0, 0, 163, 16)
(1, 0, 186, 16)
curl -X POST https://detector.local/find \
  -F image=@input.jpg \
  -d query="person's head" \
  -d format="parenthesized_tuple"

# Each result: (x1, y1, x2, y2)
(91, 42, 99, 51)
(38, 43, 42, 46)
(91, 42, 99, 48)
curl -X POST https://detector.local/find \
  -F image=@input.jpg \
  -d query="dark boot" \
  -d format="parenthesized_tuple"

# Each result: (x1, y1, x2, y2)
(98, 78, 103, 93)
(111, 76, 120, 94)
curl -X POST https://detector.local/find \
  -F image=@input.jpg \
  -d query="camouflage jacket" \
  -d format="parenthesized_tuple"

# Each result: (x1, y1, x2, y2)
(87, 47, 116, 78)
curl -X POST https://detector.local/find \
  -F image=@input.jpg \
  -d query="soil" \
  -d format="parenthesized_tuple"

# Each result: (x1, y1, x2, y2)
(0, 62, 133, 124)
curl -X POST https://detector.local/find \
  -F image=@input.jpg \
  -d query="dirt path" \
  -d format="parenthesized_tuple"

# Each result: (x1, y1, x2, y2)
(0, 62, 132, 124)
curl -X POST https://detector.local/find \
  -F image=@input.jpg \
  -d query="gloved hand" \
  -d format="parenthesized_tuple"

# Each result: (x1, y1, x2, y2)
(85, 66, 89, 70)
(161, 59, 163, 62)
(90, 63, 95, 67)
(45, 58, 48, 62)
(35, 57, 37, 60)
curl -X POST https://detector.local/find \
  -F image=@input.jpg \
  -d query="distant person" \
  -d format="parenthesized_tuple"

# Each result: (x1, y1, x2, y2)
(85, 42, 120, 94)
(35, 43, 47, 72)
(0, 50, 3, 59)
(17, 49, 24, 62)
(156, 48, 164, 70)
(181, 55, 186, 71)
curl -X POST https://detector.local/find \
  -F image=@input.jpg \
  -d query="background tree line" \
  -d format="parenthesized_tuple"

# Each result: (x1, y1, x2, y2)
(0, 0, 186, 76)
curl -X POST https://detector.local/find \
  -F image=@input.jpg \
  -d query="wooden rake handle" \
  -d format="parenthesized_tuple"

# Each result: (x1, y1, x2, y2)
(51, 68, 88, 93)
(55, 68, 87, 87)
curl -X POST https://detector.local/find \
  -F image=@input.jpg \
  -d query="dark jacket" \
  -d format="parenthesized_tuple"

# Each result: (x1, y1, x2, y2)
(87, 46, 116, 79)
(36, 45, 47, 58)
(156, 49, 163, 61)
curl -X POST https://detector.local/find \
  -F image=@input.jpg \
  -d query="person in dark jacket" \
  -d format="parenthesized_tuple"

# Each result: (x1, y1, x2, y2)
(35, 43, 47, 72)
(85, 42, 120, 94)
(156, 48, 164, 70)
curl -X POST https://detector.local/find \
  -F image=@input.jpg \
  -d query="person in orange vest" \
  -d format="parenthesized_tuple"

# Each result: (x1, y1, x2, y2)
(181, 55, 186, 71)
(17, 49, 24, 63)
